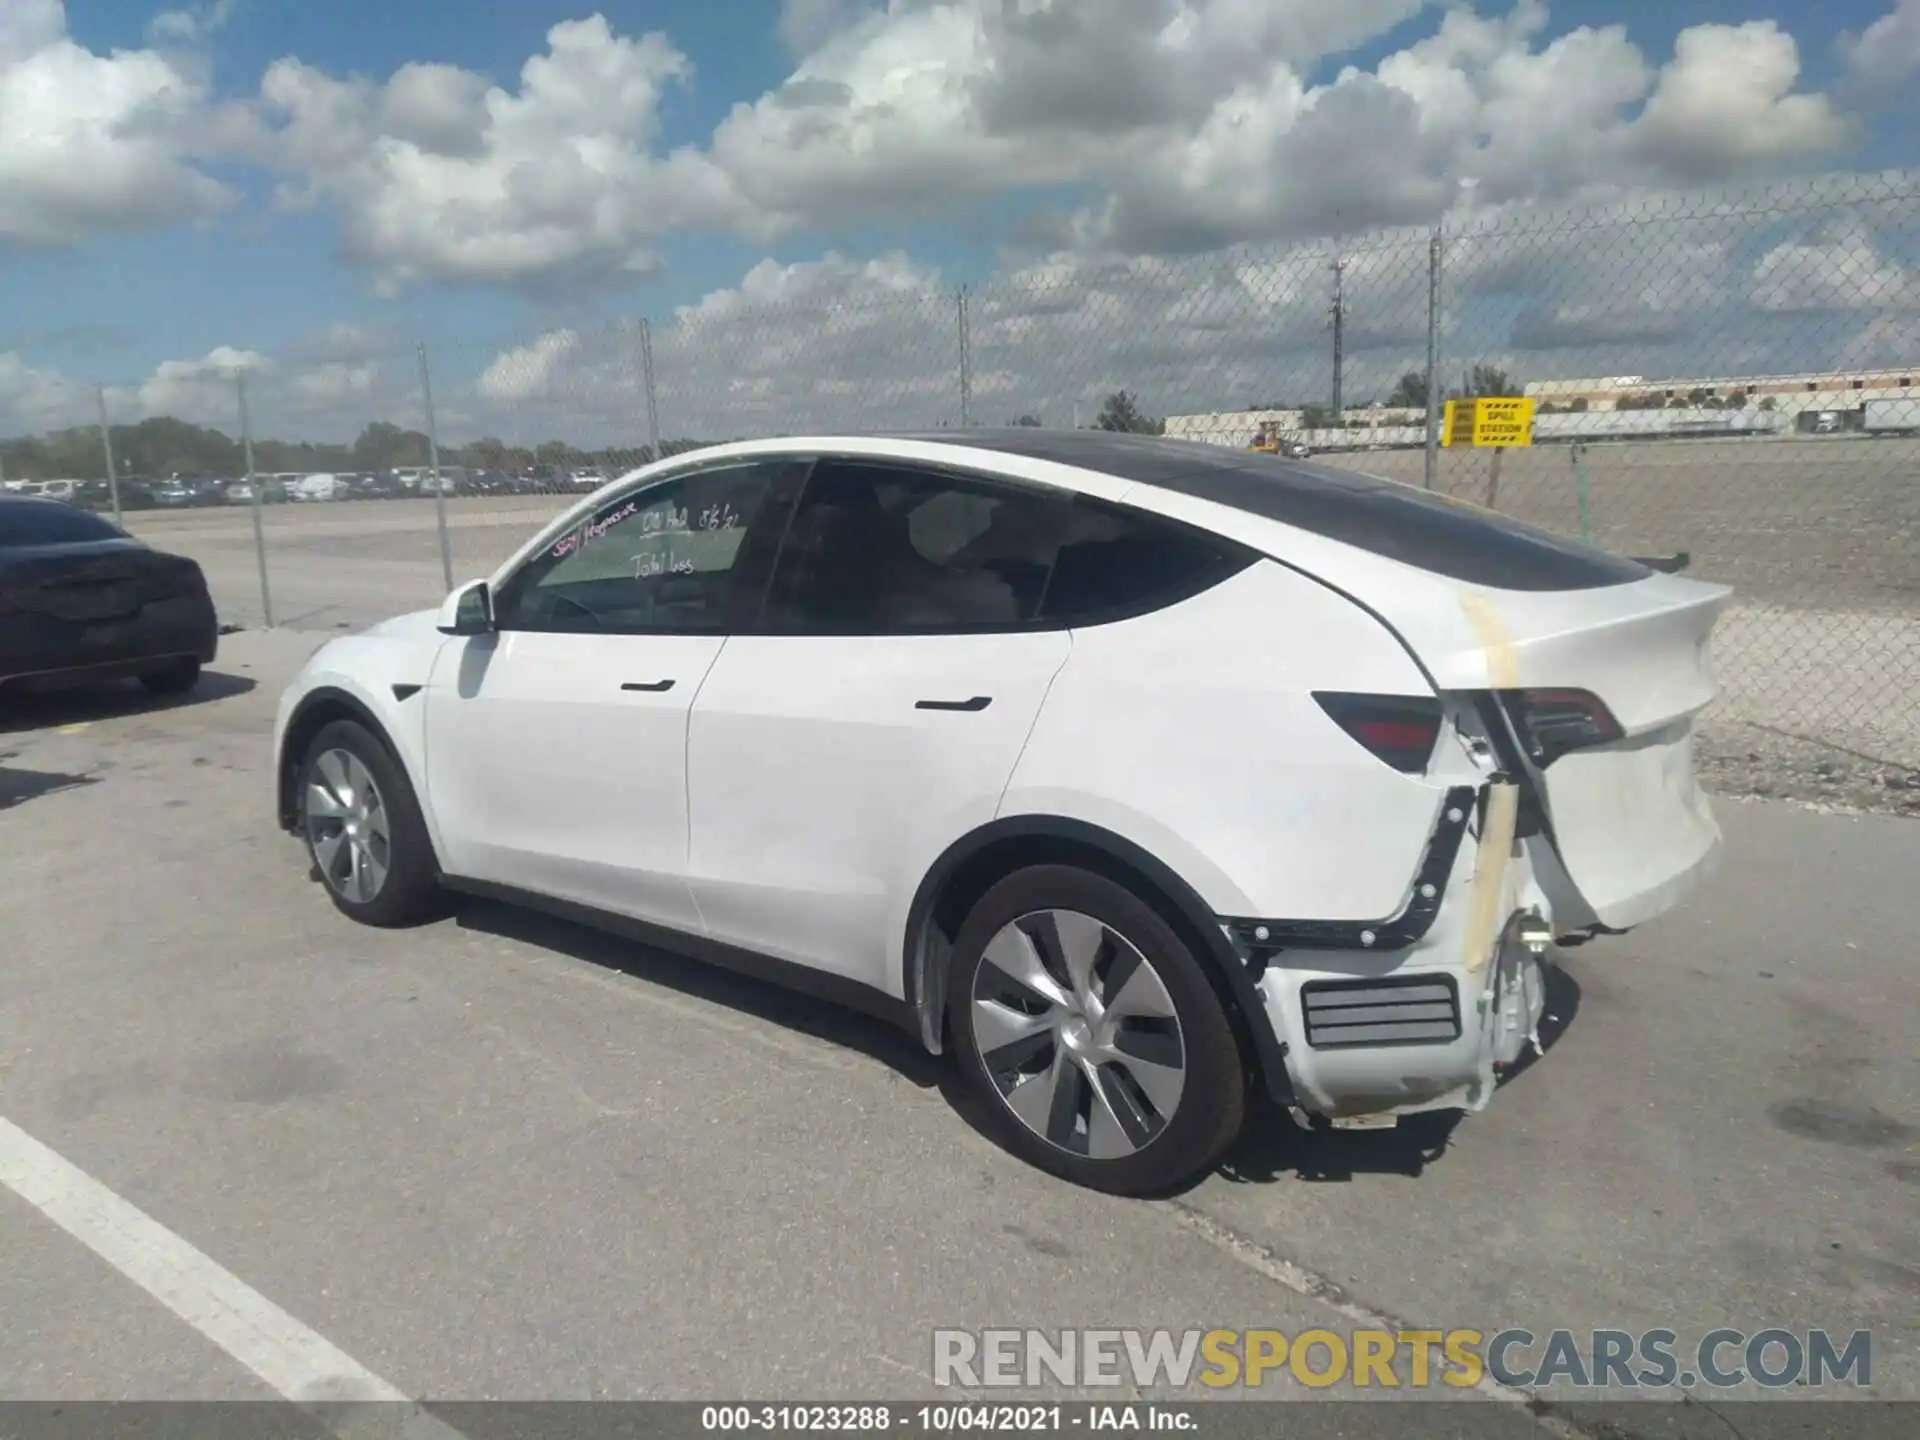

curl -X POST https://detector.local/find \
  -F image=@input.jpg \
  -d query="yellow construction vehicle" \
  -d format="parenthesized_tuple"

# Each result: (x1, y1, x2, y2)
(1248, 420, 1308, 458)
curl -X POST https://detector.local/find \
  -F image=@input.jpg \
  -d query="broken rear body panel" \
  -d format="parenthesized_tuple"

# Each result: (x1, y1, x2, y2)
(1105, 456, 1731, 1123)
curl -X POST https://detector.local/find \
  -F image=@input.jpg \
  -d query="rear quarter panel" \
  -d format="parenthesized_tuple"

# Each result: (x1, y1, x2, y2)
(1002, 559, 1454, 921)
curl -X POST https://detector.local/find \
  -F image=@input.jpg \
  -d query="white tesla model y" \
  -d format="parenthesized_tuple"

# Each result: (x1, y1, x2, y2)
(275, 430, 1729, 1194)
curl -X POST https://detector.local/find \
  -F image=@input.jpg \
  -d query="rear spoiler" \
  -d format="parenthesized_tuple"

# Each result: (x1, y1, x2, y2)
(1629, 551, 1691, 574)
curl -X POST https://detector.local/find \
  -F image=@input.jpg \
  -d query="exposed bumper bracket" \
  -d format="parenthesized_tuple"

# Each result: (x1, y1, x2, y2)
(1220, 784, 1479, 957)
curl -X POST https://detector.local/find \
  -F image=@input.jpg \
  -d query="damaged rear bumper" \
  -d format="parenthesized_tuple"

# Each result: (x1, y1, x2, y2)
(1225, 779, 1560, 1123)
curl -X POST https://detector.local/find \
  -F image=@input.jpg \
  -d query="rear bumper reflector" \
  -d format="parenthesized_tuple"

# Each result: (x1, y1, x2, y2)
(1300, 975, 1463, 1050)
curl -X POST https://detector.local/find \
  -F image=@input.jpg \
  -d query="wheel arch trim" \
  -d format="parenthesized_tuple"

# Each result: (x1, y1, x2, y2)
(901, 814, 1295, 1106)
(277, 684, 410, 835)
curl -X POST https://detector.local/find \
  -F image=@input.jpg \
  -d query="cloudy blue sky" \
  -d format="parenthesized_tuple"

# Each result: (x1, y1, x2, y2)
(2, 0, 1916, 441)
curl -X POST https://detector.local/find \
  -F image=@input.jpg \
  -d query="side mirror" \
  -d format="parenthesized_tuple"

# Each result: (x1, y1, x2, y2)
(437, 579, 494, 636)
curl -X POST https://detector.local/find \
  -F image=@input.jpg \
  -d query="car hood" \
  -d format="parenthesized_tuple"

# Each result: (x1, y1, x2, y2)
(356, 608, 441, 641)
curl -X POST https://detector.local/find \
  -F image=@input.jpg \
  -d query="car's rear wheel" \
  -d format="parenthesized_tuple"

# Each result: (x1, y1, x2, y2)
(139, 657, 201, 695)
(947, 864, 1248, 1196)
(298, 719, 440, 928)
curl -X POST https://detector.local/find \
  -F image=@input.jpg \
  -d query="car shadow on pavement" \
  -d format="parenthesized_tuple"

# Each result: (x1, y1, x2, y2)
(452, 899, 949, 1090)
(1213, 962, 1584, 1187)
(0, 670, 257, 736)
(0, 761, 101, 811)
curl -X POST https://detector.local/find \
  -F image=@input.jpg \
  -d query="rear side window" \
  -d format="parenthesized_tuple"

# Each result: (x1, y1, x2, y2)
(758, 459, 1251, 634)
(0, 501, 125, 548)
(761, 461, 1059, 631)
(1035, 504, 1248, 625)
(892, 432, 1650, 591)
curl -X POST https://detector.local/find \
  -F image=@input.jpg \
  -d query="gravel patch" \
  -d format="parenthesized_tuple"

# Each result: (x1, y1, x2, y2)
(1698, 717, 1920, 816)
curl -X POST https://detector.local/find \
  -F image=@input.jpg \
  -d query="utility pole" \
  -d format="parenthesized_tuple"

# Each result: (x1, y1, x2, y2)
(95, 386, 123, 528)
(639, 319, 662, 464)
(417, 344, 454, 593)
(1423, 226, 1443, 490)
(1329, 257, 1346, 424)
(236, 369, 274, 628)
(957, 286, 973, 428)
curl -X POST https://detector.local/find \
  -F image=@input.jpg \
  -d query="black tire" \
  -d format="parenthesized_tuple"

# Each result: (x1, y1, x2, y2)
(947, 864, 1248, 1196)
(139, 657, 201, 695)
(297, 719, 441, 928)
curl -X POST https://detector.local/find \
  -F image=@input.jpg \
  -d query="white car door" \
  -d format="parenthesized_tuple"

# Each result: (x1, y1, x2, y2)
(424, 458, 799, 933)
(686, 458, 1078, 992)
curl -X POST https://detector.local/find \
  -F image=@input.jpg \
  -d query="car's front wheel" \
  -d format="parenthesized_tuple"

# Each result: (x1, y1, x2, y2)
(298, 720, 441, 927)
(947, 864, 1248, 1196)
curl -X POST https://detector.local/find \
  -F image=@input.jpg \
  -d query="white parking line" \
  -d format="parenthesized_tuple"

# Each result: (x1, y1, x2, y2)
(0, 1114, 466, 1438)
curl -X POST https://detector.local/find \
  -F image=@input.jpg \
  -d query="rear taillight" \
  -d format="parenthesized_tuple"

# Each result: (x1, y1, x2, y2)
(1502, 688, 1623, 766)
(1313, 692, 1443, 773)
(139, 556, 204, 601)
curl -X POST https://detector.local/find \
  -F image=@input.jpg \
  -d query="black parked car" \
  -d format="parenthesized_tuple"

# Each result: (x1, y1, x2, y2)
(458, 469, 519, 496)
(73, 476, 159, 512)
(0, 497, 218, 697)
(350, 471, 409, 500)
(152, 476, 230, 508)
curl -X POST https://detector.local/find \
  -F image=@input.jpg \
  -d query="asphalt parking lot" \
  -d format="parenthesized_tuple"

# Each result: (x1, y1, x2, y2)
(2, 631, 1916, 1433)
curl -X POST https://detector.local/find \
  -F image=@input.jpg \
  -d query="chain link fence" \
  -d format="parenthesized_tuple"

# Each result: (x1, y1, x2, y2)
(5, 177, 1916, 796)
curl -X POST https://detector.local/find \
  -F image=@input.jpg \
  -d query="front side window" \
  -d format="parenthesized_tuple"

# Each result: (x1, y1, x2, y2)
(493, 461, 787, 634)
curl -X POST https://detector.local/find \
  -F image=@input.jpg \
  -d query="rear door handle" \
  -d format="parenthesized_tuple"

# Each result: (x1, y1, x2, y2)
(621, 679, 676, 693)
(916, 695, 992, 712)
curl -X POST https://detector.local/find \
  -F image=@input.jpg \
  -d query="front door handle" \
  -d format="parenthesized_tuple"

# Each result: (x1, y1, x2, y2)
(621, 679, 676, 693)
(916, 695, 992, 712)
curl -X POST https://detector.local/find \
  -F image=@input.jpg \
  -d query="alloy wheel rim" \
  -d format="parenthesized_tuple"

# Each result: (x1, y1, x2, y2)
(304, 748, 392, 905)
(970, 908, 1187, 1160)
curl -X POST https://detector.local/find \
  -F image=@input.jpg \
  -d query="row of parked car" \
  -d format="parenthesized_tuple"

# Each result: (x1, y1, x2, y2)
(3, 466, 617, 511)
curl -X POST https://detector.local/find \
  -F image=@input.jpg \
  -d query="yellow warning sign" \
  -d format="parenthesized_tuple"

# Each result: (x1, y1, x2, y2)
(1441, 396, 1535, 448)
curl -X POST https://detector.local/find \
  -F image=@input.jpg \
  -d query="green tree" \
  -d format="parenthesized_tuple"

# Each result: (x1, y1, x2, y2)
(352, 421, 431, 471)
(1386, 370, 1431, 409)
(1456, 364, 1519, 398)
(465, 436, 513, 469)
(1094, 391, 1164, 434)
(535, 440, 585, 469)
(1298, 403, 1336, 430)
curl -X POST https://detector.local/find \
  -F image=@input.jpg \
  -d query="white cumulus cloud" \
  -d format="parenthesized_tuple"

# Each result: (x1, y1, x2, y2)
(229, 3, 1861, 291)
(701, 0, 1852, 260)
(0, 0, 237, 245)
(1840, 0, 1920, 98)
(256, 16, 755, 294)
(1750, 215, 1920, 314)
